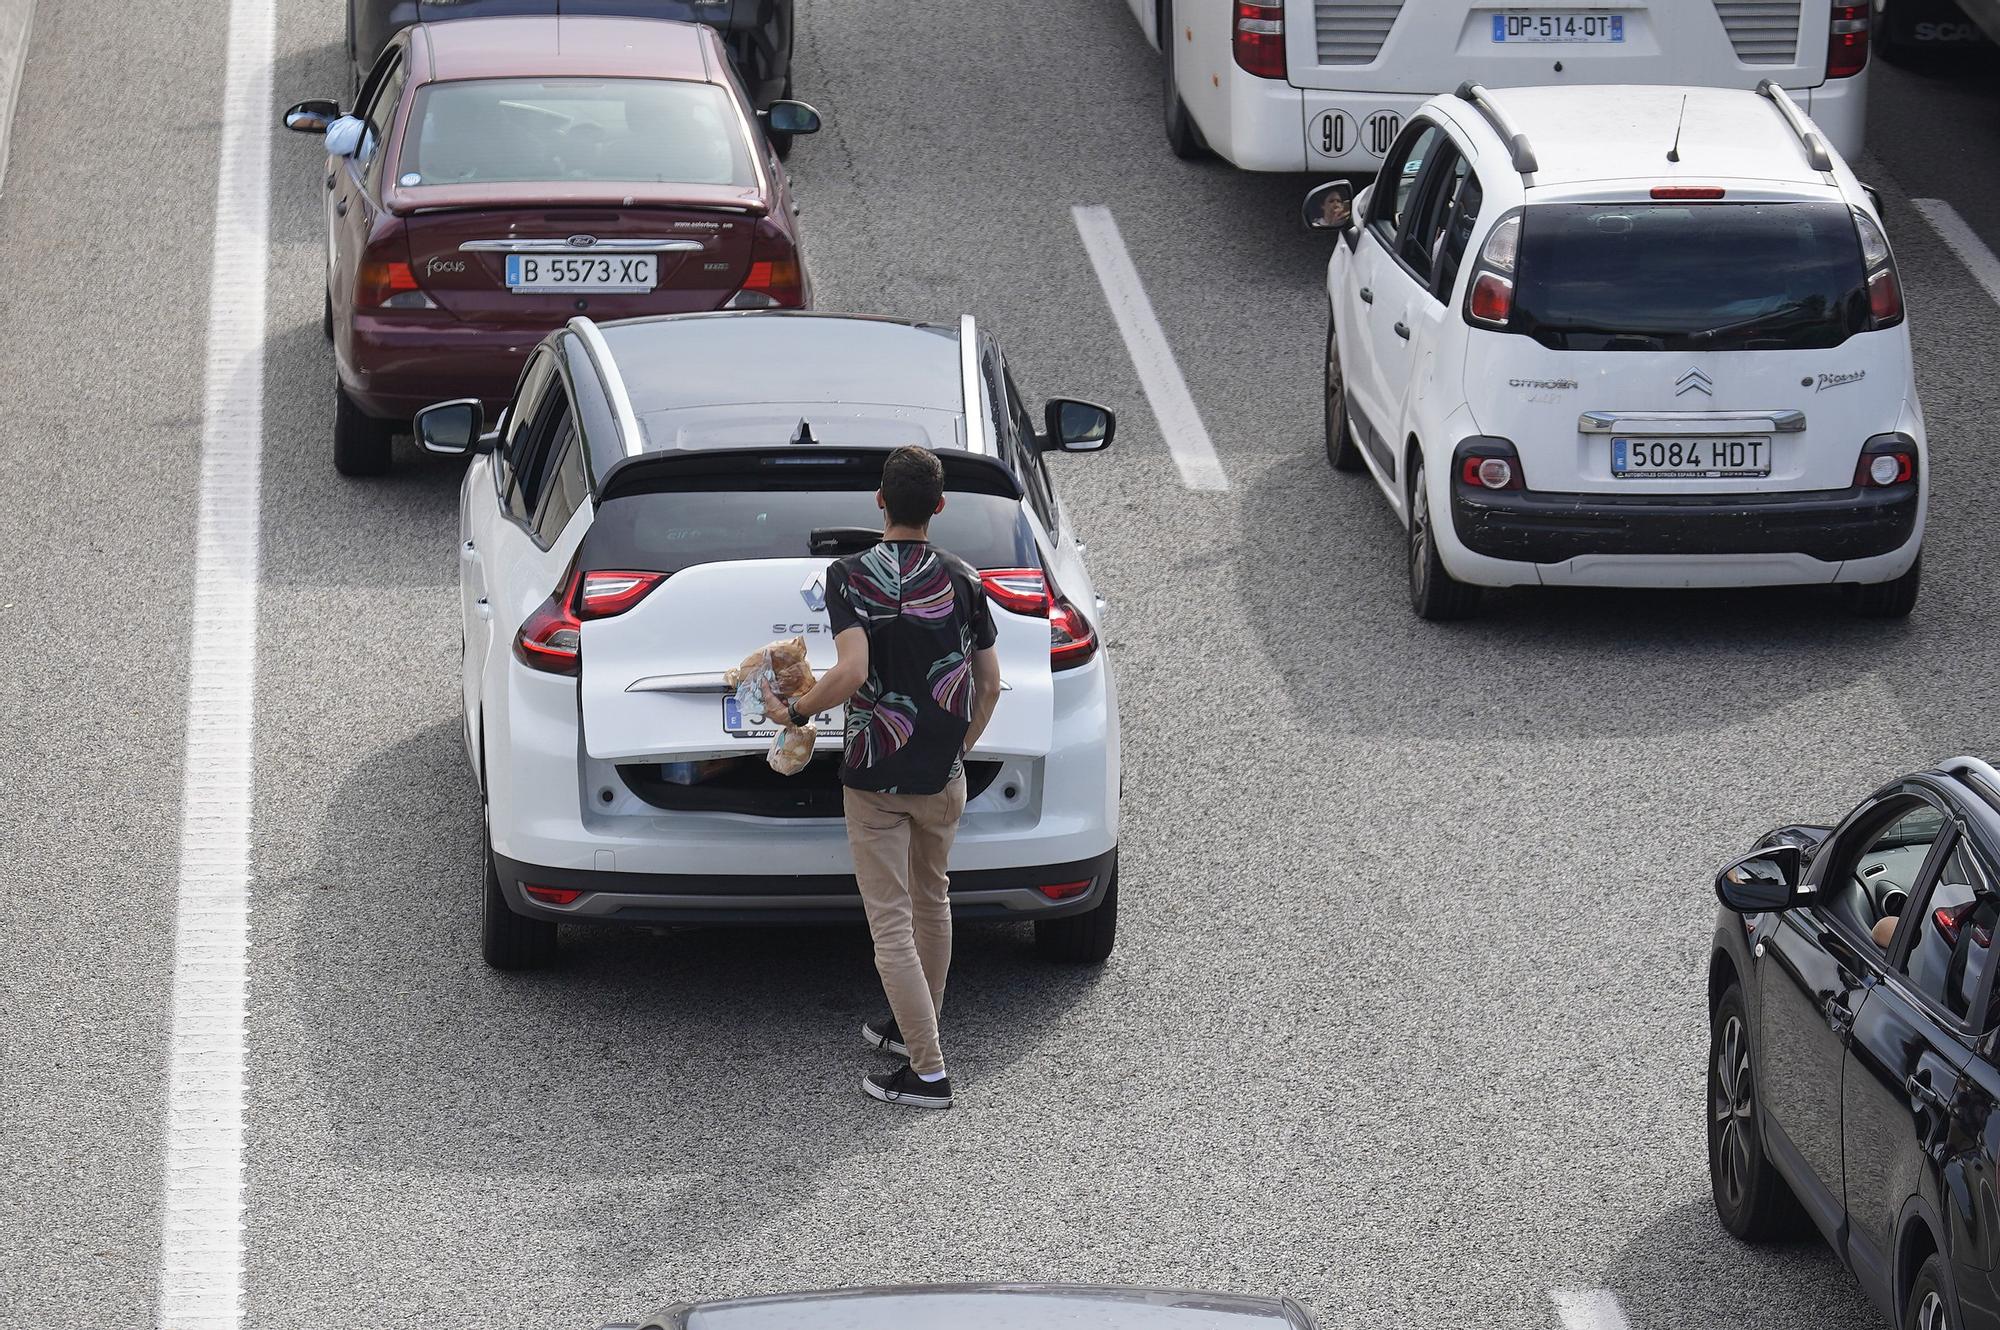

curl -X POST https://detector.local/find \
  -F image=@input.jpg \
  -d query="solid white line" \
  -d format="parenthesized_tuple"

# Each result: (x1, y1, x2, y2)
(1550, 1289, 1633, 1330)
(1912, 198, 2000, 310)
(156, 0, 273, 1324)
(0, 0, 37, 196)
(1071, 204, 1229, 492)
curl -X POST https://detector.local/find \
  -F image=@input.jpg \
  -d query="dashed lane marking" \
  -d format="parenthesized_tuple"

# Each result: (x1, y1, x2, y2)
(155, 0, 273, 1324)
(1551, 1289, 1634, 1330)
(1913, 198, 2000, 310)
(1071, 204, 1229, 492)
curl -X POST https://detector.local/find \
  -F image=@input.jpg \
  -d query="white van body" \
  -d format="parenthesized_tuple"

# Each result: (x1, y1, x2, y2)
(1131, 0, 1869, 172)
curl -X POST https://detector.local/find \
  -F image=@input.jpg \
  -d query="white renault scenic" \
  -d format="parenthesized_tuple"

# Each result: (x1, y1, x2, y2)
(1307, 82, 1924, 620)
(416, 311, 1122, 969)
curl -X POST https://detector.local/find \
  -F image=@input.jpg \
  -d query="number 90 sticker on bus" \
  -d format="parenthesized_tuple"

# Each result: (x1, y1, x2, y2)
(1311, 109, 1402, 161)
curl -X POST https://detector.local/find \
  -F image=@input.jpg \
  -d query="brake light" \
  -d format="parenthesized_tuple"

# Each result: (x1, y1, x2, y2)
(979, 567, 1097, 671)
(1652, 186, 1726, 200)
(1461, 456, 1520, 490)
(1037, 880, 1093, 901)
(1463, 211, 1520, 330)
(1828, 1, 1869, 77)
(1931, 900, 1989, 948)
(1853, 209, 1904, 326)
(1469, 272, 1513, 325)
(357, 258, 435, 310)
(1855, 447, 1915, 488)
(576, 570, 665, 619)
(523, 885, 585, 906)
(725, 220, 805, 309)
(1231, 0, 1286, 79)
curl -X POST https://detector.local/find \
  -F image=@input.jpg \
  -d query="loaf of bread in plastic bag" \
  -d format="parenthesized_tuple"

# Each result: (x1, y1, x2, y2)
(722, 636, 821, 777)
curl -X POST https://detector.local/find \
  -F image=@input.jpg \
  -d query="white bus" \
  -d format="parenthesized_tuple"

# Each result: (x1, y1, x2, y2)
(1131, 0, 1869, 172)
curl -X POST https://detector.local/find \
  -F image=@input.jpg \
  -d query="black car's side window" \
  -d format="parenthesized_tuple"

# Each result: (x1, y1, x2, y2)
(1824, 799, 1949, 952)
(1900, 837, 2000, 1024)
(532, 421, 588, 548)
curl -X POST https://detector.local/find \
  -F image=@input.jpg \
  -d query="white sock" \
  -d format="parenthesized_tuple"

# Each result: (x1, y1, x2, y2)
(916, 1068, 947, 1083)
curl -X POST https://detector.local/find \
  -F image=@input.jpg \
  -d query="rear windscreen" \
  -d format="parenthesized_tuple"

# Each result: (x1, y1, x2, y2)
(1513, 202, 1869, 352)
(401, 78, 754, 188)
(585, 489, 1037, 573)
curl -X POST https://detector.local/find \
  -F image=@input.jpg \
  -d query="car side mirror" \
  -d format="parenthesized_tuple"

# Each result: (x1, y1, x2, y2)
(284, 99, 343, 135)
(1861, 181, 1885, 218)
(416, 398, 491, 456)
(1043, 399, 1114, 453)
(1303, 179, 1355, 232)
(761, 100, 823, 136)
(1714, 844, 1807, 914)
(323, 114, 367, 158)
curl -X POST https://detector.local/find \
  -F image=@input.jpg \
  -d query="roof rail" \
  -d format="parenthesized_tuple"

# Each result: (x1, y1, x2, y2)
(958, 314, 989, 455)
(568, 316, 644, 458)
(1755, 81, 1834, 174)
(1942, 756, 2000, 809)
(1454, 82, 1538, 178)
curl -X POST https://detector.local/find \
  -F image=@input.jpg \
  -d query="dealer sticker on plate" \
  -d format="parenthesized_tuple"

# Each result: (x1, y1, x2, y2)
(1492, 13, 1625, 42)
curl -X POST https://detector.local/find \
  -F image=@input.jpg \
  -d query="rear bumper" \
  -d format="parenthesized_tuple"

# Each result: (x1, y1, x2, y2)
(1451, 482, 1920, 564)
(492, 847, 1117, 925)
(340, 315, 541, 422)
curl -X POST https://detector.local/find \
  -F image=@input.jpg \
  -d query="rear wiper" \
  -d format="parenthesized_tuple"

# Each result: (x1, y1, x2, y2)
(809, 526, 881, 556)
(1690, 300, 1818, 343)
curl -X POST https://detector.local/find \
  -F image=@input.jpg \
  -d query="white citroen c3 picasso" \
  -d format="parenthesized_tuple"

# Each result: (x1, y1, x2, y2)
(417, 311, 1122, 970)
(1307, 81, 1925, 620)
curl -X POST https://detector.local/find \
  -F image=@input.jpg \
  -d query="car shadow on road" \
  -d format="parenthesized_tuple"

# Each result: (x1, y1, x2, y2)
(1605, 1196, 1872, 1330)
(254, 719, 1106, 1268)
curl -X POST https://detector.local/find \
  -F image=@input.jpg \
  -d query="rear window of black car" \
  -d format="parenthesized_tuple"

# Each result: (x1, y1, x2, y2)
(1512, 201, 1869, 352)
(401, 78, 754, 188)
(585, 489, 1037, 574)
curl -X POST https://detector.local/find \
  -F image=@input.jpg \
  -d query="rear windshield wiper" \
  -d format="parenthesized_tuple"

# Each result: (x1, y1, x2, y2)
(1690, 300, 1821, 344)
(809, 526, 881, 556)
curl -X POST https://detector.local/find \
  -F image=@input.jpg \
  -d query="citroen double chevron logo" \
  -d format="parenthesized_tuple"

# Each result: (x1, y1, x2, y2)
(1676, 368, 1714, 398)
(801, 572, 827, 613)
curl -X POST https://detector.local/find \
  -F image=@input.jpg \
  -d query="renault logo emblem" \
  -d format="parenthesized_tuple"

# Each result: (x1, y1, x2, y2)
(567, 235, 599, 249)
(800, 573, 826, 613)
(1676, 368, 1714, 397)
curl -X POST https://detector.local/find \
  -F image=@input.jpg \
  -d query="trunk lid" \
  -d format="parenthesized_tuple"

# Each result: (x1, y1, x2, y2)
(400, 206, 757, 323)
(1285, 0, 1831, 93)
(579, 559, 1055, 765)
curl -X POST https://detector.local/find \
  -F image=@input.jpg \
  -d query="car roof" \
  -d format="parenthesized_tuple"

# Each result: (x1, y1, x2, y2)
(416, 15, 717, 84)
(599, 312, 968, 420)
(1461, 85, 1836, 191)
(675, 1284, 1302, 1330)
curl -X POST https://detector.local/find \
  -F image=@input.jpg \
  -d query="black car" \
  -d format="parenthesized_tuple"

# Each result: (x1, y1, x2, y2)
(346, 1, 795, 127)
(1709, 756, 2000, 1330)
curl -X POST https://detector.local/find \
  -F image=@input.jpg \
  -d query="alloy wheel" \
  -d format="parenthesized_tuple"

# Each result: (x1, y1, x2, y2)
(1917, 1291, 1948, 1330)
(1713, 1014, 1755, 1212)
(1408, 463, 1432, 602)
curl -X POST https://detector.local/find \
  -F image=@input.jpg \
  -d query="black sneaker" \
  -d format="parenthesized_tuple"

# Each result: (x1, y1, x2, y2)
(863, 1062, 952, 1109)
(862, 1017, 908, 1057)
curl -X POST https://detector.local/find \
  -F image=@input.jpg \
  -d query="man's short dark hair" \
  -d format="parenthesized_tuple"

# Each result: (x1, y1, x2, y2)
(880, 446, 945, 528)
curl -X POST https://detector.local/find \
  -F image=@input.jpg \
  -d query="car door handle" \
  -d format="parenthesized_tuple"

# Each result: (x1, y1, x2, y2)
(461, 540, 479, 562)
(335, 198, 349, 217)
(1825, 1001, 1854, 1038)
(1393, 321, 1411, 341)
(1906, 1073, 1951, 1111)
(1359, 287, 1374, 304)
(325, 172, 336, 191)
(474, 597, 493, 620)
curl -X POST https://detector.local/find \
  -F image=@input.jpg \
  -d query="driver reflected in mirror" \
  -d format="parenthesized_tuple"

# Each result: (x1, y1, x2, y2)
(1315, 189, 1352, 230)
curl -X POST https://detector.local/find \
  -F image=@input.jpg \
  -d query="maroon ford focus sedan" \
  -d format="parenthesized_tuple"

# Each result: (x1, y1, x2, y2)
(283, 15, 819, 475)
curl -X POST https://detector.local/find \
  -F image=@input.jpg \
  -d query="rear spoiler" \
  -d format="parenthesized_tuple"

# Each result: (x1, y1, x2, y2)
(595, 446, 1024, 505)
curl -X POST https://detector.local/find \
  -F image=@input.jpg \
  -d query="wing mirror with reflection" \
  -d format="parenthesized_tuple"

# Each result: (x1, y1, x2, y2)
(1042, 399, 1115, 453)
(1714, 844, 1807, 914)
(283, 99, 341, 134)
(1303, 179, 1355, 232)
(761, 100, 823, 136)
(415, 399, 495, 457)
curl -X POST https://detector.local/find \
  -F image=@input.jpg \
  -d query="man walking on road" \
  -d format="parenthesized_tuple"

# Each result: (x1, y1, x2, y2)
(764, 446, 1002, 1109)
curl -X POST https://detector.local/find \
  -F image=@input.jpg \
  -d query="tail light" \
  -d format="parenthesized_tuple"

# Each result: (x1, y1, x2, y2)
(1855, 436, 1916, 489)
(1463, 210, 1521, 329)
(1932, 900, 1992, 948)
(514, 565, 667, 675)
(725, 220, 805, 309)
(357, 248, 436, 310)
(1828, 2, 1869, 78)
(523, 884, 585, 906)
(978, 568, 1099, 672)
(1232, 1, 1287, 80)
(1853, 209, 1904, 326)
(1037, 880, 1093, 901)
(1454, 438, 1525, 492)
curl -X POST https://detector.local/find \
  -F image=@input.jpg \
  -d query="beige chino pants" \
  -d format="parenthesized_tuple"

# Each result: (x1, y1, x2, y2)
(842, 769, 968, 1078)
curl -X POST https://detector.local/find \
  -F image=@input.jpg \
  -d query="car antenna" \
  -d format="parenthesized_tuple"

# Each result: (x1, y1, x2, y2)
(1666, 94, 1687, 163)
(792, 417, 818, 445)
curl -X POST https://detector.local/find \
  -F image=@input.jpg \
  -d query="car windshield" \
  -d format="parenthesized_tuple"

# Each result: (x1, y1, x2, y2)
(399, 78, 755, 188)
(1512, 202, 1870, 352)
(588, 488, 1038, 573)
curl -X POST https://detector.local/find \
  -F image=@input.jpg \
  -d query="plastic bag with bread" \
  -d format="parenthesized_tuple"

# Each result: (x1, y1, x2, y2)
(722, 635, 820, 776)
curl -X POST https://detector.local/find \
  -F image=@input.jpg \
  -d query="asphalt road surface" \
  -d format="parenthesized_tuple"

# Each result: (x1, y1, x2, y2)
(3, 6, 2000, 1330)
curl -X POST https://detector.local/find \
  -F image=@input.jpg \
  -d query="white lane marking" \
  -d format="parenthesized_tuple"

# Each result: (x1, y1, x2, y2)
(1551, 1289, 1633, 1330)
(1071, 204, 1229, 492)
(157, 0, 273, 1324)
(1913, 198, 2000, 310)
(0, 0, 36, 195)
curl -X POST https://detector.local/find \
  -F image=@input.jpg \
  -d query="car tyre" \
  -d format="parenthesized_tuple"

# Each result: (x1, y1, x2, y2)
(322, 286, 333, 342)
(1406, 454, 1480, 621)
(1906, 1254, 1954, 1330)
(481, 833, 557, 972)
(1848, 552, 1922, 619)
(1033, 859, 1118, 963)
(333, 384, 394, 478)
(1709, 983, 1804, 1242)
(1324, 313, 1363, 472)
(1160, 1, 1207, 160)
